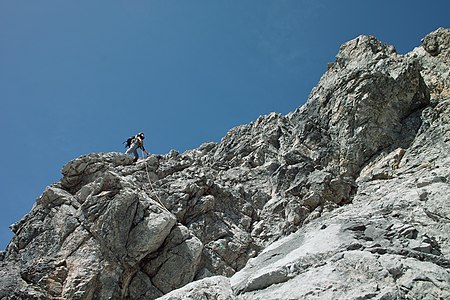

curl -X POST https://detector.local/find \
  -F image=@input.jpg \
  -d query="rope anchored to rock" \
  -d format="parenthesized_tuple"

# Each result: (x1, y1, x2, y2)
(139, 157, 170, 213)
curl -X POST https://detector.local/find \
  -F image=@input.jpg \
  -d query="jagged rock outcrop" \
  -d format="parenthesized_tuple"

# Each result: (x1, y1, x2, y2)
(1, 28, 449, 300)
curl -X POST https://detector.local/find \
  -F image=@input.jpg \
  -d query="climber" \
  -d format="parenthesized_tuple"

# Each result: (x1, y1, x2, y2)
(125, 132, 151, 162)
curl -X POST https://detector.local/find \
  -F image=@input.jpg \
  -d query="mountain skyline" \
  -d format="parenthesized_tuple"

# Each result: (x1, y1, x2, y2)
(1, 1, 449, 249)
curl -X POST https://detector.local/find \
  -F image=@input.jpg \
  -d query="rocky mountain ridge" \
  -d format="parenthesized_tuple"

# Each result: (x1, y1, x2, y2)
(1, 28, 449, 299)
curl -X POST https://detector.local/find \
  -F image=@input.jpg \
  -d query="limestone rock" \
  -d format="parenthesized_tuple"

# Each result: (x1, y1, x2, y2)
(1, 28, 449, 299)
(411, 27, 450, 101)
(2, 154, 177, 299)
(157, 276, 234, 300)
(142, 225, 203, 295)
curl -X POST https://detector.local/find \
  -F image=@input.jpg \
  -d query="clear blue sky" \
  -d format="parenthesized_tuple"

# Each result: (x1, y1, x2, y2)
(1, 1, 448, 249)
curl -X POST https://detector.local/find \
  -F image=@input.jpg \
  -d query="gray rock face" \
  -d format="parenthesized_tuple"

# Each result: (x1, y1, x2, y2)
(414, 28, 450, 101)
(1, 28, 449, 299)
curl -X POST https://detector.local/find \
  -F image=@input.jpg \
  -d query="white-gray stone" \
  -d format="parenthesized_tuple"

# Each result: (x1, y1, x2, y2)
(1, 28, 449, 300)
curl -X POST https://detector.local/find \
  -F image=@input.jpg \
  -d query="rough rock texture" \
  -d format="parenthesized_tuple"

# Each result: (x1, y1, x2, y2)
(1, 28, 449, 299)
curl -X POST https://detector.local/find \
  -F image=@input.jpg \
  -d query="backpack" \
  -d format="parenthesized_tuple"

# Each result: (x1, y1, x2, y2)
(124, 136, 135, 148)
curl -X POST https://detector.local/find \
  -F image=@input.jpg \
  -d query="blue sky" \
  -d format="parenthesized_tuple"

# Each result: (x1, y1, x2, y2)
(0, 1, 448, 249)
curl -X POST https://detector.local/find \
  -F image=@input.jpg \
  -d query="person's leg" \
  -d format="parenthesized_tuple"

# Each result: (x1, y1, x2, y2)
(125, 147, 132, 155)
(132, 148, 139, 162)
(125, 142, 140, 162)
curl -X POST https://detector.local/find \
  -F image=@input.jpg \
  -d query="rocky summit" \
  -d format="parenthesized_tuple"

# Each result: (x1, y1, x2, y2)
(1, 28, 449, 300)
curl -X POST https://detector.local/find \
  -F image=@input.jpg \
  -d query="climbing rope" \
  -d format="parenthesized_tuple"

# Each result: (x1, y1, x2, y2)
(140, 156, 170, 213)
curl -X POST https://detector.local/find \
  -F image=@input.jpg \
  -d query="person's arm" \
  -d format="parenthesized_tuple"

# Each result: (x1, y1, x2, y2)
(140, 140, 151, 156)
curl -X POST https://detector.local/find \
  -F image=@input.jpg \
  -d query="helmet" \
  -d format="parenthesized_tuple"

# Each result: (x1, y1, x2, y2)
(138, 132, 145, 139)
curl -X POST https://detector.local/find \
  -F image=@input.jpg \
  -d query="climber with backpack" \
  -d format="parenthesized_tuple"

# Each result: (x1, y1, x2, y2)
(124, 132, 151, 162)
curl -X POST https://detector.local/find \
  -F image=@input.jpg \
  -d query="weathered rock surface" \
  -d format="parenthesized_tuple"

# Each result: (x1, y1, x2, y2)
(1, 28, 449, 299)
